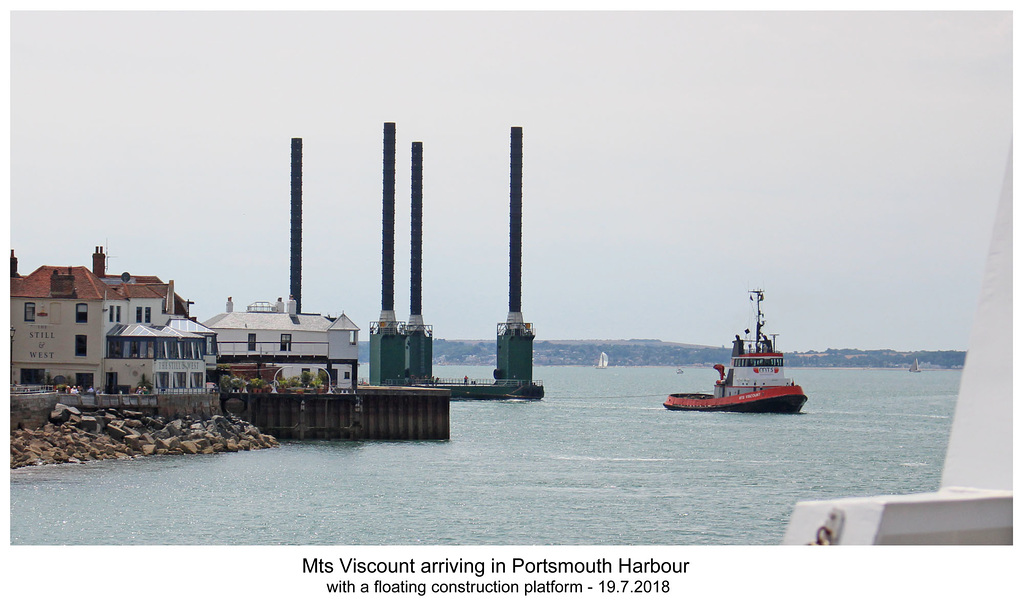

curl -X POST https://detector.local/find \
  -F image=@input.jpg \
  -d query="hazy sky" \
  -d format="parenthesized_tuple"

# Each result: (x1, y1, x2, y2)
(9, 11, 1012, 352)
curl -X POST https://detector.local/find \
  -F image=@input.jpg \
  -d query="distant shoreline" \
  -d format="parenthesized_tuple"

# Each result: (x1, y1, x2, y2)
(434, 363, 962, 371)
(369, 340, 966, 370)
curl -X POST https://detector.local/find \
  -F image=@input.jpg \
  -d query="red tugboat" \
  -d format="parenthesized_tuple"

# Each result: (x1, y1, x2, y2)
(664, 290, 807, 413)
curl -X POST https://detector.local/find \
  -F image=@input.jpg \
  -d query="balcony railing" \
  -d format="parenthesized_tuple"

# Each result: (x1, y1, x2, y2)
(370, 321, 407, 336)
(217, 341, 329, 357)
(497, 322, 535, 337)
(386, 377, 543, 388)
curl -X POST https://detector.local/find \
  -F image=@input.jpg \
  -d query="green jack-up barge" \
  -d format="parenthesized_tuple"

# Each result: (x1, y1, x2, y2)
(369, 124, 542, 400)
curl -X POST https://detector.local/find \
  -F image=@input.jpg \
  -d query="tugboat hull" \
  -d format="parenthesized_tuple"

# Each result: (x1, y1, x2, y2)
(664, 385, 806, 413)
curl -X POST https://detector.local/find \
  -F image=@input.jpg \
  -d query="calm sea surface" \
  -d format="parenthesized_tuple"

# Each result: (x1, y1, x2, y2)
(10, 366, 960, 545)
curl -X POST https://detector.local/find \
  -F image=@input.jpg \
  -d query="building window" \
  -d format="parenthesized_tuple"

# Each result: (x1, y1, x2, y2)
(24, 302, 35, 322)
(349, 331, 357, 345)
(75, 373, 94, 389)
(21, 368, 45, 384)
(247, 333, 256, 351)
(76, 303, 88, 323)
(155, 372, 169, 390)
(173, 372, 187, 388)
(75, 335, 87, 357)
(105, 372, 118, 393)
(136, 307, 143, 322)
(281, 333, 292, 352)
(109, 305, 122, 323)
(145, 307, 152, 323)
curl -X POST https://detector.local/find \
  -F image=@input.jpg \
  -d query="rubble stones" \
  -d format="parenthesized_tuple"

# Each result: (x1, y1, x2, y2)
(10, 408, 278, 469)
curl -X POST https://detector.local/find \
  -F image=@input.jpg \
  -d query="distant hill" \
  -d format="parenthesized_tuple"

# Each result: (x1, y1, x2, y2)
(359, 339, 965, 369)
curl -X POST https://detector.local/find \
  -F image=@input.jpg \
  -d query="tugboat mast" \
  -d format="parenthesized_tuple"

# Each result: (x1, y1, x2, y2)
(750, 289, 767, 354)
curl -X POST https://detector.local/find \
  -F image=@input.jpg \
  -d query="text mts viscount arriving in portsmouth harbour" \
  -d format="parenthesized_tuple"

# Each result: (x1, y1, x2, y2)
(664, 290, 807, 413)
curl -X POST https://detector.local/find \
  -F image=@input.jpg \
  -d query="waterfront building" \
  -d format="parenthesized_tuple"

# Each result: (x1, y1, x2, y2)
(203, 297, 360, 391)
(104, 323, 208, 392)
(9, 247, 201, 393)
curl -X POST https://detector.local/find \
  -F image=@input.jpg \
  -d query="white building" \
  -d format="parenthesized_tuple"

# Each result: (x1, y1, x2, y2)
(203, 297, 360, 390)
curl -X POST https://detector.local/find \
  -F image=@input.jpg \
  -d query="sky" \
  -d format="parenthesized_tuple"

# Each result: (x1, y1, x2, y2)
(8, 10, 1012, 352)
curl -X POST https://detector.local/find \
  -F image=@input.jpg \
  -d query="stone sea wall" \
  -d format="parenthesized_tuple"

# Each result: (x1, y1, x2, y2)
(10, 392, 221, 430)
(10, 403, 278, 469)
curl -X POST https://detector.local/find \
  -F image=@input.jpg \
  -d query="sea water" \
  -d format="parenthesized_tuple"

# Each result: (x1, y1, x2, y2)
(9, 366, 960, 545)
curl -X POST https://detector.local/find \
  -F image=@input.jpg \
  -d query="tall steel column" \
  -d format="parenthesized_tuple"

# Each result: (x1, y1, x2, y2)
(290, 137, 302, 313)
(496, 126, 537, 388)
(370, 122, 407, 385)
(508, 126, 523, 316)
(381, 122, 397, 316)
(407, 141, 433, 379)
(410, 141, 423, 320)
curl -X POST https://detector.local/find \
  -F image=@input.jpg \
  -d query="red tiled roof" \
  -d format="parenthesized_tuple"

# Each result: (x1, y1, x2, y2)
(11, 266, 187, 314)
(10, 266, 121, 300)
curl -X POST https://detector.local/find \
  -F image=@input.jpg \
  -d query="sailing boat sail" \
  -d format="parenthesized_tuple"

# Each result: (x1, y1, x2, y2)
(910, 358, 921, 372)
(596, 352, 609, 369)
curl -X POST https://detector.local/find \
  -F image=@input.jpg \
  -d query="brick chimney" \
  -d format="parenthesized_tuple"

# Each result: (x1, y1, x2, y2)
(50, 267, 77, 298)
(10, 250, 18, 278)
(92, 246, 106, 278)
(165, 279, 175, 315)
